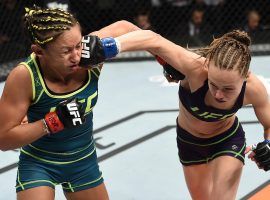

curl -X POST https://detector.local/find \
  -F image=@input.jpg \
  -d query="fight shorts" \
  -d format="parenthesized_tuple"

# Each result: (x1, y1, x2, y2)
(16, 143, 103, 193)
(177, 117, 246, 166)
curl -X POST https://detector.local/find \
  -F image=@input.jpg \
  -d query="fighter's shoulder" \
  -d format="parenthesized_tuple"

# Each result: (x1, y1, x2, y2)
(7, 64, 31, 83)
(5, 64, 32, 93)
(245, 72, 269, 105)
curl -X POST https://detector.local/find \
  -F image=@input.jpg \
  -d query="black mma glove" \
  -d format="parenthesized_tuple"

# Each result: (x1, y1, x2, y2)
(80, 35, 120, 67)
(44, 98, 86, 134)
(253, 140, 270, 171)
(155, 55, 185, 81)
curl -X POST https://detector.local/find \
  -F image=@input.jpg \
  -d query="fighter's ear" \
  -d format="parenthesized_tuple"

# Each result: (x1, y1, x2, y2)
(246, 71, 251, 79)
(204, 59, 210, 69)
(31, 44, 44, 57)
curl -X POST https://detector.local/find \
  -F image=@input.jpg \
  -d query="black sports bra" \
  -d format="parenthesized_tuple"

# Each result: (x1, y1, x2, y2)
(179, 79, 246, 122)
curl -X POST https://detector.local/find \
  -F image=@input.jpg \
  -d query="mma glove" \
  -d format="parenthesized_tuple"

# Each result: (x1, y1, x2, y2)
(44, 98, 86, 134)
(155, 55, 185, 81)
(79, 35, 120, 67)
(253, 140, 270, 171)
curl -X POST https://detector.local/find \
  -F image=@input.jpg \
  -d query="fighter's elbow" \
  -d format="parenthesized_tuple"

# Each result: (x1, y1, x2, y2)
(0, 142, 10, 151)
(0, 134, 12, 151)
(93, 20, 141, 38)
(115, 20, 141, 32)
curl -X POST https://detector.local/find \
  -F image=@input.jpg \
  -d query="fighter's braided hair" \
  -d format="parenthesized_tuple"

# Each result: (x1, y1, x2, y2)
(24, 5, 78, 47)
(195, 30, 251, 78)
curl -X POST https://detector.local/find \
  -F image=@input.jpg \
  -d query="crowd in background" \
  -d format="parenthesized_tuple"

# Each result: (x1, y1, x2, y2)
(0, 0, 270, 64)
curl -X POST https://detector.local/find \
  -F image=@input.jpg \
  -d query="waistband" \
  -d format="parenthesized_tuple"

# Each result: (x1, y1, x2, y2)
(177, 117, 241, 146)
(20, 140, 96, 164)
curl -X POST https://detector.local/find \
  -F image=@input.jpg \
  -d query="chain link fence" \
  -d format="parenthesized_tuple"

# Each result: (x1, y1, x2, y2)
(0, 0, 270, 80)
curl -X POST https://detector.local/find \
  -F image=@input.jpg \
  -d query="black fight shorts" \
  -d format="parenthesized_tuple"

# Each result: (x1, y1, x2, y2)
(177, 117, 246, 166)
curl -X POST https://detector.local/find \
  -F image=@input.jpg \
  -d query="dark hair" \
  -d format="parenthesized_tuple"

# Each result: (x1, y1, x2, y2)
(24, 5, 79, 47)
(196, 30, 251, 77)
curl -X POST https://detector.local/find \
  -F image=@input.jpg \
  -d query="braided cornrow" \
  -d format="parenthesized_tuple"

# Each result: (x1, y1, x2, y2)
(195, 30, 251, 77)
(24, 6, 78, 47)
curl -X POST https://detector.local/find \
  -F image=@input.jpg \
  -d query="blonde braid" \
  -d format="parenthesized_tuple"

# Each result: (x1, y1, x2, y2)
(194, 30, 251, 77)
(24, 6, 78, 47)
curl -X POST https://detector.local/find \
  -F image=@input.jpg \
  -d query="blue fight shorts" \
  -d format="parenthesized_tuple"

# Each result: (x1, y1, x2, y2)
(176, 117, 246, 166)
(16, 144, 103, 193)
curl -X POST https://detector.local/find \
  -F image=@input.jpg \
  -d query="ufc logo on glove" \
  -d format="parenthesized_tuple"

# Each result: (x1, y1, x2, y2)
(81, 36, 90, 58)
(67, 102, 83, 126)
(44, 98, 86, 134)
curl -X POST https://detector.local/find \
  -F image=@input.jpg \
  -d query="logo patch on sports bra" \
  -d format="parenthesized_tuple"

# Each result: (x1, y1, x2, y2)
(190, 107, 234, 120)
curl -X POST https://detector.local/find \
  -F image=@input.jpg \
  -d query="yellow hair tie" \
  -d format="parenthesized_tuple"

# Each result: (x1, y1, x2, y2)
(25, 7, 35, 16)
(29, 10, 34, 16)
(35, 37, 53, 45)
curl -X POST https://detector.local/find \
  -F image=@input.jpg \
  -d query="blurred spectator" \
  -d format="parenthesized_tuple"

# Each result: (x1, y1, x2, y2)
(187, 7, 213, 45)
(189, 8, 204, 36)
(242, 10, 264, 43)
(173, 6, 213, 46)
(243, 10, 263, 35)
(133, 8, 155, 30)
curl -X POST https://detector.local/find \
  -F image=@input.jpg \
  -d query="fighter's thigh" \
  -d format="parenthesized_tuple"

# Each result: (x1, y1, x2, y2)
(16, 154, 58, 192)
(64, 183, 109, 200)
(183, 164, 213, 200)
(210, 156, 243, 199)
(17, 186, 55, 200)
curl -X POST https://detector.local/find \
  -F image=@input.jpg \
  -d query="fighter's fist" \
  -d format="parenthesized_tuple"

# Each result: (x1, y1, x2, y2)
(44, 98, 85, 133)
(253, 141, 270, 171)
(155, 56, 185, 82)
(79, 35, 120, 67)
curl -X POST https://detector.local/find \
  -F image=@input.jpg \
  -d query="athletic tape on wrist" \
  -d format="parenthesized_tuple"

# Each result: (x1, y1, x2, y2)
(44, 112, 64, 133)
(101, 37, 119, 59)
(115, 38, 121, 53)
(264, 139, 270, 143)
(42, 119, 51, 135)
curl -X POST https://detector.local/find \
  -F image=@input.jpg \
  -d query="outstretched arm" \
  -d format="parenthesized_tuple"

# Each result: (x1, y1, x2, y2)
(115, 30, 204, 77)
(80, 20, 141, 68)
(80, 29, 204, 77)
(90, 20, 141, 38)
(92, 22, 186, 80)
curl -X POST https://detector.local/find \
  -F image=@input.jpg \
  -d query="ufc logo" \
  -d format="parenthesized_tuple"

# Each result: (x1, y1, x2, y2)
(67, 102, 83, 126)
(81, 36, 90, 58)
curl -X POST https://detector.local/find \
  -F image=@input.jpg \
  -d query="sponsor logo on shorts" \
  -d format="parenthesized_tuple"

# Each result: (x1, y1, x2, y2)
(232, 145, 238, 151)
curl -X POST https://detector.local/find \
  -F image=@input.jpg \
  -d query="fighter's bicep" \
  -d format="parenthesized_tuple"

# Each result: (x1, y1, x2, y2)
(248, 76, 270, 127)
(0, 65, 32, 130)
